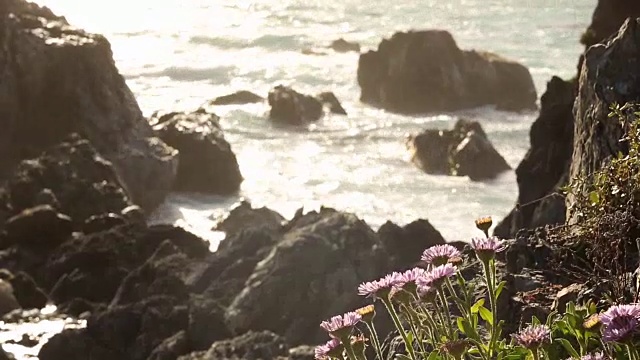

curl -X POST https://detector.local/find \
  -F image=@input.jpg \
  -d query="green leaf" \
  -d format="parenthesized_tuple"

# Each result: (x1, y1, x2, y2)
(426, 351, 440, 360)
(495, 281, 507, 299)
(479, 306, 494, 326)
(589, 191, 600, 205)
(397, 355, 413, 360)
(456, 317, 466, 334)
(471, 298, 485, 314)
(555, 338, 580, 359)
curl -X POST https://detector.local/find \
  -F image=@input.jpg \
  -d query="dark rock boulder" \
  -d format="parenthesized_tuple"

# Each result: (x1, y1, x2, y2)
(568, 18, 640, 218)
(0, 348, 15, 360)
(495, 77, 575, 238)
(580, 0, 640, 48)
(0, 278, 20, 316)
(82, 213, 127, 235)
(378, 219, 445, 270)
(317, 92, 348, 115)
(213, 201, 285, 236)
(268, 86, 324, 125)
(329, 38, 360, 53)
(177, 331, 288, 360)
(39, 296, 188, 360)
(45, 223, 208, 305)
(4, 205, 72, 249)
(4, 136, 133, 226)
(358, 30, 537, 114)
(407, 119, 511, 180)
(147, 330, 190, 360)
(187, 296, 232, 351)
(0, 0, 177, 211)
(3, 270, 48, 310)
(208, 91, 264, 106)
(225, 208, 388, 345)
(151, 110, 242, 194)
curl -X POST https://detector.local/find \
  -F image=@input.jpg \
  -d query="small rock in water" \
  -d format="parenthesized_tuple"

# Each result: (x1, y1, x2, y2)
(208, 90, 264, 106)
(329, 38, 360, 53)
(316, 92, 347, 115)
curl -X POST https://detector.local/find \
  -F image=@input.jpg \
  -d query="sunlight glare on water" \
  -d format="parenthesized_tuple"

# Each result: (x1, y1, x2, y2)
(31, 0, 595, 242)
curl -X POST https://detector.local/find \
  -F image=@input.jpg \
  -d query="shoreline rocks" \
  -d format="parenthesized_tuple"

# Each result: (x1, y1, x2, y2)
(407, 119, 511, 181)
(268, 86, 347, 124)
(0, 0, 177, 212)
(358, 30, 537, 114)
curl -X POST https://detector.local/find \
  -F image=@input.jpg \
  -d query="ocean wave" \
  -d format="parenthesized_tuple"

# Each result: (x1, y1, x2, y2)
(189, 34, 305, 51)
(145, 65, 235, 82)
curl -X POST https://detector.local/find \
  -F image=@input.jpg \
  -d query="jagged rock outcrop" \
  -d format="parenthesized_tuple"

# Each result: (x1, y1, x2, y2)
(568, 18, 640, 217)
(495, 77, 575, 238)
(580, 0, 640, 48)
(358, 30, 537, 113)
(407, 119, 511, 180)
(151, 110, 243, 194)
(0, 0, 177, 211)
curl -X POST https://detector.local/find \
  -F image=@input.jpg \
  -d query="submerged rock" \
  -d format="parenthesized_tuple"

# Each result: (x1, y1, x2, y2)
(329, 38, 360, 53)
(358, 30, 537, 113)
(208, 91, 264, 106)
(0, 0, 177, 211)
(407, 119, 511, 180)
(151, 110, 243, 194)
(495, 77, 575, 238)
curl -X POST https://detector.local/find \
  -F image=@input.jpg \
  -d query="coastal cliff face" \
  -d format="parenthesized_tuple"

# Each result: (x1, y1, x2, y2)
(568, 18, 640, 217)
(496, 1, 640, 238)
(0, 0, 178, 212)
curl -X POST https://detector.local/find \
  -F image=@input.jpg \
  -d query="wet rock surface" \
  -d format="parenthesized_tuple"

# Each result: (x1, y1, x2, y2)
(151, 110, 243, 194)
(407, 119, 511, 180)
(358, 30, 537, 113)
(208, 91, 264, 106)
(0, 0, 177, 211)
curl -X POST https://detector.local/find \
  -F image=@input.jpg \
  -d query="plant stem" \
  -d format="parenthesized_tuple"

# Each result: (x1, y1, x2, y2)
(437, 287, 455, 339)
(482, 259, 498, 358)
(364, 321, 384, 360)
(342, 338, 358, 360)
(382, 297, 417, 360)
(402, 304, 427, 354)
(532, 349, 540, 360)
(445, 278, 467, 318)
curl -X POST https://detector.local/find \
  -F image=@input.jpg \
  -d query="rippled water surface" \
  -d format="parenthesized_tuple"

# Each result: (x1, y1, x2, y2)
(30, 0, 595, 243)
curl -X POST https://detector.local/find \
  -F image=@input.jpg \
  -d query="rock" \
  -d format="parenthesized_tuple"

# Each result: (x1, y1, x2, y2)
(495, 77, 575, 238)
(187, 296, 232, 351)
(39, 329, 117, 360)
(208, 91, 264, 106)
(5, 137, 133, 226)
(329, 38, 360, 53)
(151, 110, 243, 194)
(177, 331, 288, 360)
(358, 30, 537, 113)
(316, 92, 347, 115)
(378, 219, 445, 270)
(4, 205, 72, 248)
(6, 271, 48, 310)
(268, 86, 324, 125)
(568, 18, 640, 218)
(0, 1, 177, 211)
(0, 279, 20, 316)
(45, 223, 209, 305)
(407, 119, 511, 180)
(580, 0, 640, 48)
(225, 209, 387, 345)
(147, 331, 189, 360)
(214, 201, 285, 236)
(34, 189, 60, 209)
(41, 296, 188, 360)
(552, 283, 586, 313)
(0, 348, 15, 360)
(82, 213, 127, 234)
